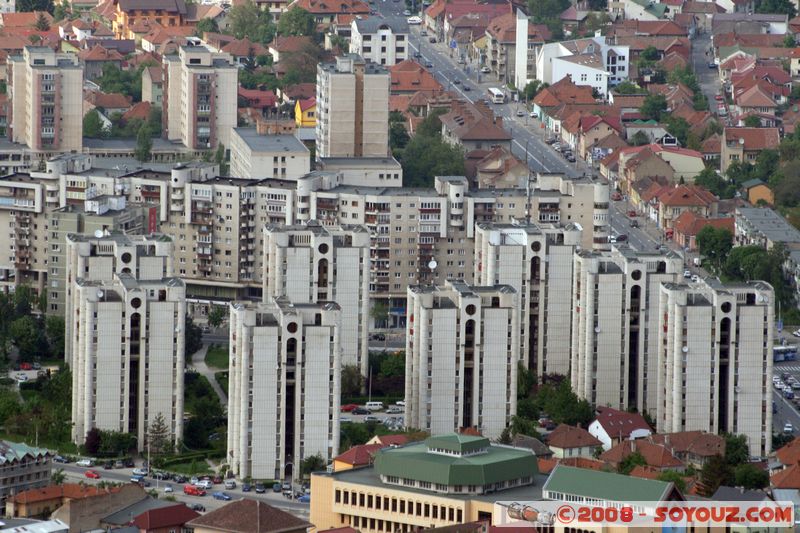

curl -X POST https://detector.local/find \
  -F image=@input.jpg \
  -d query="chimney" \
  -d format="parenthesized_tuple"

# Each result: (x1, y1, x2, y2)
(495, 116, 503, 127)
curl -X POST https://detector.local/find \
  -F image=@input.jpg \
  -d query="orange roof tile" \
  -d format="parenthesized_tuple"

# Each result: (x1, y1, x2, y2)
(0, 11, 53, 27)
(268, 35, 312, 53)
(78, 44, 124, 62)
(287, 0, 370, 15)
(546, 424, 602, 450)
(658, 185, 717, 208)
(334, 443, 383, 467)
(10, 483, 124, 504)
(772, 463, 800, 489)
(389, 59, 443, 94)
(724, 127, 780, 151)
(532, 75, 595, 107)
(222, 37, 269, 57)
(776, 437, 800, 466)
(672, 211, 733, 238)
(600, 440, 684, 469)
(122, 101, 152, 121)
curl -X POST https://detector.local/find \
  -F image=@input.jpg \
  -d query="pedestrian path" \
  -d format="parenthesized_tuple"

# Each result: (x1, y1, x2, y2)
(776, 366, 800, 373)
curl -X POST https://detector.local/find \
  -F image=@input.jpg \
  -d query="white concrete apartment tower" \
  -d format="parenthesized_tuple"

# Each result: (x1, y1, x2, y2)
(571, 247, 683, 414)
(66, 234, 185, 451)
(263, 222, 370, 375)
(7, 46, 83, 152)
(227, 298, 341, 481)
(163, 46, 238, 150)
(474, 222, 581, 377)
(316, 55, 390, 158)
(657, 279, 773, 457)
(405, 281, 519, 438)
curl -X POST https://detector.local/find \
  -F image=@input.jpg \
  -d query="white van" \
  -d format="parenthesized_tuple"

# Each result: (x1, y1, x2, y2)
(224, 479, 236, 489)
(365, 401, 384, 411)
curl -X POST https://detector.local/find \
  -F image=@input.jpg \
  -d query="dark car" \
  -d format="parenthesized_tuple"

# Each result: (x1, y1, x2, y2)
(629, 220, 639, 228)
(153, 471, 169, 480)
(172, 474, 187, 483)
(103, 461, 114, 470)
(425, 62, 433, 68)
(616, 234, 628, 242)
(255, 483, 266, 493)
(429, 37, 436, 43)
(190, 504, 206, 512)
(53, 455, 69, 464)
(123, 458, 135, 468)
(242, 483, 252, 492)
(370, 333, 385, 341)
(463, 85, 471, 91)
(352, 407, 370, 415)
(273, 482, 282, 492)
(414, 52, 422, 58)
(708, 62, 716, 69)
(212, 476, 223, 484)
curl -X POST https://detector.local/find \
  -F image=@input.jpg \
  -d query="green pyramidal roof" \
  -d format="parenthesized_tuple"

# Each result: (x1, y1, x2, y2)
(425, 434, 490, 454)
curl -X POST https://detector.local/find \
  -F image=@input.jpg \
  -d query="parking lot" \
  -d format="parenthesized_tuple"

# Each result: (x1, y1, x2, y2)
(772, 360, 800, 436)
(340, 401, 405, 430)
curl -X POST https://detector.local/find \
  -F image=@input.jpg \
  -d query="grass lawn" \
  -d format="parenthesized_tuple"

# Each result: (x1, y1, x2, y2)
(215, 371, 228, 396)
(204, 344, 228, 370)
(168, 460, 213, 475)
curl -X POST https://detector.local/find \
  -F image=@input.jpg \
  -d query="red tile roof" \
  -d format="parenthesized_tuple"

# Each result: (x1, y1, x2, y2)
(186, 498, 312, 533)
(335, 444, 383, 467)
(282, 83, 316, 100)
(85, 91, 133, 109)
(546, 424, 602, 450)
(593, 406, 651, 439)
(288, 0, 370, 15)
(223, 37, 269, 57)
(772, 463, 800, 489)
(724, 127, 780, 151)
(375, 434, 409, 446)
(776, 437, 800, 466)
(650, 431, 726, 457)
(238, 87, 278, 109)
(389, 59, 443, 94)
(672, 211, 733, 238)
(0, 11, 53, 27)
(440, 100, 511, 142)
(133, 504, 200, 530)
(736, 84, 777, 108)
(658, 185, 718, 208)
(268, 35, 312, 53)
(533, 75, 595, 107)
(78, 44, 124, 62)
(122, 101, 152, 121)
(10, 483, 124, 504)
(601, 440, 684, 469)
(297, 96, 316, 112)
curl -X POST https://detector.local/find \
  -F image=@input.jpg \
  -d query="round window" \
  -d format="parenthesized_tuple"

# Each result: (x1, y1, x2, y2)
(287, 322, 298, 333)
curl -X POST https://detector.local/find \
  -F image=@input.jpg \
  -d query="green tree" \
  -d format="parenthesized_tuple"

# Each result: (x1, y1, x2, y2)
(16, 0, 54, 12)
(84, 427, 102, 454)
(195, 17, 219, 36)
(83, 110, 106, 138)
(696, 226, 733, 271)
(699, 454, 733, 496)
(134, 125, 152, 162)
(517, 362, 536, 399)
(785, 33, 797, 47)
(97, 64, 147, 102)
(533, 379, 593, 426)
(641, 46, 659, 62)
(299, 453, 326, 477)
(498, 427, 512, 444)
(379, 353, 404, 378)
(370, 300, 389, 328)
(52, 0, 69, 20)
(10, 316, 47, 361)
(773, 432, 795, 450)
(341, 365, 364, 397)
(207, 305, 225, 328)
(666, 117, 690, 146)
(744, 115, 761, 128)
(45, 315, 65, 359)
(734, 463, 769, 489)
(694, 166, 735, 198)
(693, 92, 709, 111)
(33, 11, 50, 30)
(618, 451, 646, 474)
(509, 415, 540, 438)
(389, 121, 410, 152)
(277, 6, 315, 36)
(185, 315, 203, 356)
(640, 94, 667, 121)
(146, 106, 162, 136)
(657, 470, 686, 492)
(724, 434, 749, 466)
(756, 0, 796, 17)
(667, 65, 700, 93)
(51, 468, 66, 485)
(523, 80, 548, 100)
(615, 81, 643, 95)
(228, 1, 275, 43)
(147, 412, 171, 455)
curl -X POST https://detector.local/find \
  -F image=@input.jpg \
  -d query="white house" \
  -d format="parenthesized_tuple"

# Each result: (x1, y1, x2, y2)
(350, 15, 410, 66)
(588, 406, 653, 450)
(536, 35, 629, 96)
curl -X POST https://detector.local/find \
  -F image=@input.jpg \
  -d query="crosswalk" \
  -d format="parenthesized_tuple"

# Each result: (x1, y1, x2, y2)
(775, 366, 800, 373)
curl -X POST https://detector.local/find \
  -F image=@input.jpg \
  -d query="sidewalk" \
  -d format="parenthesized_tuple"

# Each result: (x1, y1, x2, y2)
(190, 344, 228, 407)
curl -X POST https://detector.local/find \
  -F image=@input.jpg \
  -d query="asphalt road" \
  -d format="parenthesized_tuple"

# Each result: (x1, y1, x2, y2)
(772, 362, 800, 436)
(58, 463, 311, 519)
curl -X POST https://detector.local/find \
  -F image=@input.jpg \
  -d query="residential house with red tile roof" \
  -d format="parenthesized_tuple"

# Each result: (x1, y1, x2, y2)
(546, 424, 602, 459)
(771, 462, 800, 489)
(388, 59, 443, 95)
(682, 1, 724, 31)
(367, 434, 410, 447)
(439, 100, 511, 150)
(672, 210, 733, 250)
(287, 0, 369, 28)
(140, 24, 194, 52)
(733, 84, 778, 118)
(608, 19, 687, 37)
(186, 499, 311, 533)
(84, 90, 133, 116)
(631, 175, 671, 216)
(77, 44, 125, 80)
(621, 147, 676, 194)
(473, 146, 528, 189)
(589, 407, 652, 450)
(577, 115, 622, 160)
(587, 131, 627, 166)
(7, 483, 146, 519)
(657, 184, 719, 229)
(650, 431, 726, 468)
(0, 11, 53, 28)
(701, 133, 721, 161)
(559, 4, 589, 35)
(132, 503, 200, 532)
(122, 101, 152, 122)
(332, 443, 384, 472)
(108, 0, 188, 40)
(531, 75, 596, 132)
(267, 35, 312, 63)
(600, 440, 685, 471)
(142, 65, 162, 107)
(721, 127, 780, 173)
(484, 11, 547, 83)
(776, 437, 800, 468)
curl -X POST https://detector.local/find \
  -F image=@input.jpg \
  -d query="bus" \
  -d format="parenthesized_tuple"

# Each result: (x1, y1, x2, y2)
(774, 345, 798, 362)
(487, 88, 505, 104)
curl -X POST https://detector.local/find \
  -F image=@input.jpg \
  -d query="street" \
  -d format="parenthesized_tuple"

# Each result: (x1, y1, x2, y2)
(772, 362, 800, 436)
(58, 463, 311, 520)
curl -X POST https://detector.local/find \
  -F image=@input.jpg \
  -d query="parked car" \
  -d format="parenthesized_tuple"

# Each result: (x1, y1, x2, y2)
(370, 333, 386, 341)
(708, 62, 716, 69)
(793, 329, 800, 338)
(616, 234, 628, 242)
(20, 363, 32, 371)
(407, 15, 422, 24)
(282, 482, 292, 491)
(480, 66, 491, 73)
(53, 455, 69, 464)
(123, 458, 135, 468)
(516, 110, 524, 117)
(691, 275, 700, 283)
(627, 210, 636, 218)
(85, 470, 101, 479)
(212, 492, 232, 501)
(131, 475, 145, 484)
(452, 79, 460, 85)
(164, 484, 173, 493)
(785, 423, 794, 433)
(413, 51, 422, 58)
(212, 476, 223, 484)
(195, 480, 213, 490)
(272, 483, 282, 492)
(153, 471, 169, 480)
(352, 407, 370, 415)
(242, 483, 252, 492)
(172, 474, 187, 483)
(396, 400, 406, 407)
(364, 415, 380, 422)
(103, 461, 114, 470)
(611, 192, 622, 201)
(224, 480, 236, 489)
(530, 111, 538, 118)
(425, 62, 433, 68)
(298, 494, 311, 503)
(683, 270, 691, 278)
(184, 485, 206, 496)
(630, 220, 639, 228)
(340, 403, 359, 412)
(463, 85, 471, 91)
(77, 459, 95, 467)
(15, 374, 27, 383)
(429, 37, 437, 43)
(255, 483, 266, 493)
(190, 504, 206, 512)
(402, 9, 411, 14)
(132, 468, 148, 476)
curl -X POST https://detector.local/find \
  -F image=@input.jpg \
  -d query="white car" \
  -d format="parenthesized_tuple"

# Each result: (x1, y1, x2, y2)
(132, 468, 149, 476)
(683, 270, 691, 278)
(76, 459, 95, 467)
(529, 111, 538, 118)
(691, 275, 700, 283)
(164, 484, 173, 493)
(195, 480, 213, 490)
(15, 373, 27, 382)
(480, 66, 491, 73)
(793, 329, 800, 338)
(395, 400, 406, 407)
(785, 423, 794, 433)
(407, 16, 422, 24)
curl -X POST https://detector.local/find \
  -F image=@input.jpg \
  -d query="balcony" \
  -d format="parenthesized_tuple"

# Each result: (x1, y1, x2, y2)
(171, 189, 184, 200)
(191, 214, 213, 225)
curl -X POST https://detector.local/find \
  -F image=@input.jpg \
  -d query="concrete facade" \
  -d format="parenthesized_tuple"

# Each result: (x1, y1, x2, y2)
(657, 279, 773, 457)
(473, 222, 581, 377)
(163, 46, 237, 150)
(227, 299, 341, 481)
(405, 281, 520, 438)
(67, 234, 185, 452)
(316, 55, 390, 159)
(263, 223, 371, 375)
(350, 16, 410, 66)
(571, 247, 683, 415)
(7, 47, 83, 153)
(229, 128, 311, 180)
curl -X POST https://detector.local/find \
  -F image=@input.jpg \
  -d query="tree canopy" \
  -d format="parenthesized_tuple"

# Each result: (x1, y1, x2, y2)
(398, 111, 465, 187)
(228, 1, 276, 43)
(276, 7, 316, 36)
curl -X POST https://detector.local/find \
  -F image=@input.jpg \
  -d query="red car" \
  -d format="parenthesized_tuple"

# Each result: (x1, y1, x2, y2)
(85, 470, 101, 479)
(715, 94, 723, 101)
(184, 485, 206, 496)
(340, 403, 359, 412)
(20, 363, 32, 371)
(628, 210, 637, 218)
(611, 192, 622, 201)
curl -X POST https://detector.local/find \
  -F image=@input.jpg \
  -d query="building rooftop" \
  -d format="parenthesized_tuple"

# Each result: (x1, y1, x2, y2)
(232, 128, 309, 154)
(736, 207, 800, 244)
(185, 499, 311, 533)
(354, 15, 409, 33)
(102, 497, 176, 526)
(543, 465, 678, 503)
(373, 435, 537, 487)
